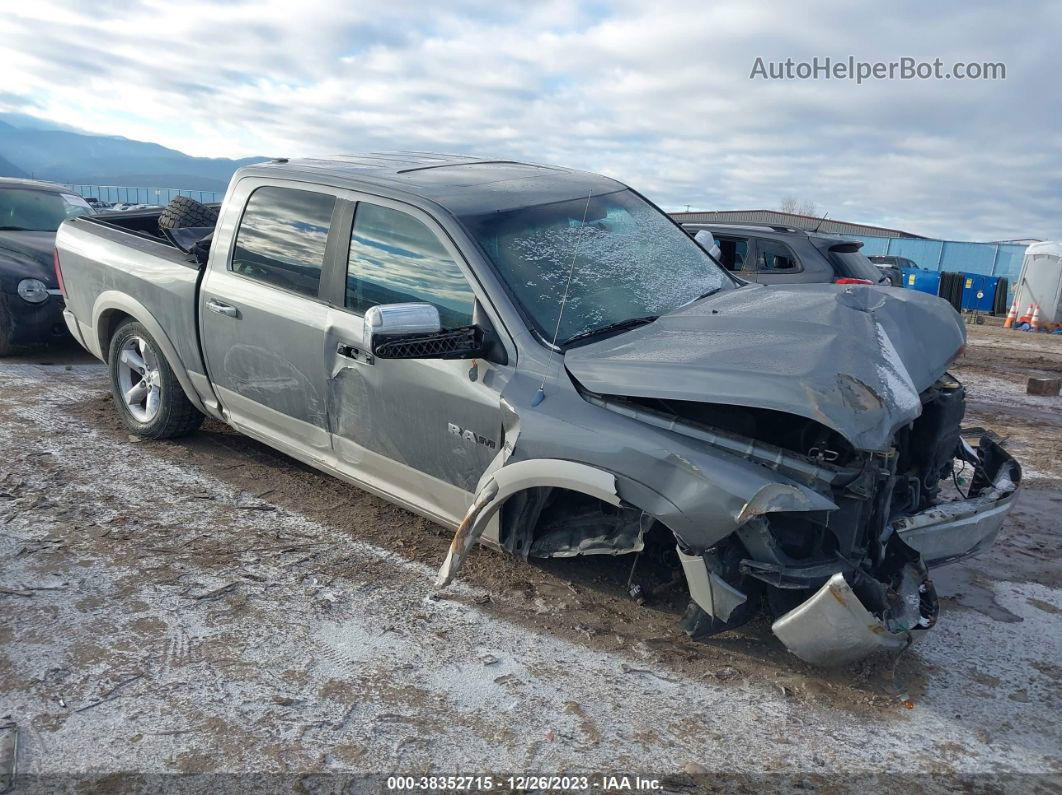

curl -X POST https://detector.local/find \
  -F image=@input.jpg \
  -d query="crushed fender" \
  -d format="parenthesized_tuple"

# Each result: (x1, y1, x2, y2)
(434, 460, 619, 588)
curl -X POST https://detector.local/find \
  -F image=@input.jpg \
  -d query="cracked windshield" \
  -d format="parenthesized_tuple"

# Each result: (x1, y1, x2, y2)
(461, 189, 732, 345)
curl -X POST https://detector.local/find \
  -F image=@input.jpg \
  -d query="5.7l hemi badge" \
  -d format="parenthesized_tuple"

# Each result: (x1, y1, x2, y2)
(448, 423, 496, 450)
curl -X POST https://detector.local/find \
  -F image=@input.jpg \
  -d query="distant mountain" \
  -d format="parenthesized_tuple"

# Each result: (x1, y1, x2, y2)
(0, 153, 28, 178)
(0, 114, 268, 192)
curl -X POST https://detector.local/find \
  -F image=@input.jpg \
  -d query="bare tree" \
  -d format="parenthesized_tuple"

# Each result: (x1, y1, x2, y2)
(780, 196, 817, 216)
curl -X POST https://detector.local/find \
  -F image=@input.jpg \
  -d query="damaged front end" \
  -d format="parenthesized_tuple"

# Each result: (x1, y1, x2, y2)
(434, 364, 1020, 667)
(668, 377, 1021, 665)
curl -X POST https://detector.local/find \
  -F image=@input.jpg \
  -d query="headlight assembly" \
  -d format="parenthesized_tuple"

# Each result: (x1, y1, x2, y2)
(17, 278, 49, 304)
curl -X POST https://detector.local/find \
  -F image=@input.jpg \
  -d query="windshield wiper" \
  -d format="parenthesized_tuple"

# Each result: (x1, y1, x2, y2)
(0, 226, 35, 231)
(692, 286, 723, 301)
(561, 315, 658, 347)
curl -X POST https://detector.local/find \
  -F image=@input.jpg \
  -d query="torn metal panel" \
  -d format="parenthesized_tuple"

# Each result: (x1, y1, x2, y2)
(735, 483, 833, 526)
(677, 547, 747, 622)
(435, 459, 619, 588)
(771, 572, 913, 666)
(893, 436, 1021, 567)
(565, 282, 965, 451)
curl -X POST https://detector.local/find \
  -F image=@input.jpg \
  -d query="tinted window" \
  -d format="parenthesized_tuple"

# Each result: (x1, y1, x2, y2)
(0, 188, 94, 232)
(754, 239, 800, 272)
(346, 203, 475, 328)
(829, 247, 885, 282)
(231, 187, 335, 298)
(460, 189, 731, 345)
(715, 236, 749, 271)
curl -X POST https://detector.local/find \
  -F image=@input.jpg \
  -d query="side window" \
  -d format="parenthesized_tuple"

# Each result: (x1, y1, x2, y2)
(346, 202, 475, 328)
(231, 186, 336, 298)
(715, 236, 749, 271)
(753, 239, 800, 272)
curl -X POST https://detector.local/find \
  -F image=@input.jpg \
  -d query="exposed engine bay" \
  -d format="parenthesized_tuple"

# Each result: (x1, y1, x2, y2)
(618, 374, 1018, 663)
(454, 374, 1020, 666)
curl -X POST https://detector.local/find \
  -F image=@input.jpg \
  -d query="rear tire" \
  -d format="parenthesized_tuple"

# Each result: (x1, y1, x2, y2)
(158, 196, 219, 230)
(108, 320, 203, 439)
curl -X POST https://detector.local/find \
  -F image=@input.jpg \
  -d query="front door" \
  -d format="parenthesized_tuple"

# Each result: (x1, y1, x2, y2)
(200, 181, 342, 459)
(323, 199, 511, 524)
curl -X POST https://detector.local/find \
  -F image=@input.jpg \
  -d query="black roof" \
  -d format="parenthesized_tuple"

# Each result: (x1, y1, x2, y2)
(245, 153, 626, 215)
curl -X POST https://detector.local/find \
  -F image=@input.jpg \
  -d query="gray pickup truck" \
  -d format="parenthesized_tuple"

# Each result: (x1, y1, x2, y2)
(55, 153, 1020, 665)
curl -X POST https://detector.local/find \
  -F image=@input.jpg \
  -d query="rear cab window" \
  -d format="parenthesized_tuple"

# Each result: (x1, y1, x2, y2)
(231, 186, 336, 298)
(345, 202, 475, 329)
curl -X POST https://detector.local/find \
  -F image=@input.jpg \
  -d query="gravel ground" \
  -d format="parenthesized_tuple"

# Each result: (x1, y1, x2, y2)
(0, 322, 1059, 791)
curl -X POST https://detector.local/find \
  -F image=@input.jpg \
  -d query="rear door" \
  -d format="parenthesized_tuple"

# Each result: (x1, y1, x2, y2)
(199, 179, 343, 459)
(744, 236, 819, 284)
(322, 197, 513, 524)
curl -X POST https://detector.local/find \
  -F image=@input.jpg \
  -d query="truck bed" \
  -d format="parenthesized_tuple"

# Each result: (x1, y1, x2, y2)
(55, 214, 210, 381)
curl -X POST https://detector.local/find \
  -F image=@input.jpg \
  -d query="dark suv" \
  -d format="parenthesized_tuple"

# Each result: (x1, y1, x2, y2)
(683, 223, 888, 286)
(868, 255, 919, 287)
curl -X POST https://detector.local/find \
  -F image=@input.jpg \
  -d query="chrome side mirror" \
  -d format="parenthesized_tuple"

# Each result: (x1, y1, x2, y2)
(363, 302, 482, 360)
(363, 303, 442, 350)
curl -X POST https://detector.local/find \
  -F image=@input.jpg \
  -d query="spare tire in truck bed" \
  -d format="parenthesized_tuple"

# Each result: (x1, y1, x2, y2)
(158, 196, 220, 230)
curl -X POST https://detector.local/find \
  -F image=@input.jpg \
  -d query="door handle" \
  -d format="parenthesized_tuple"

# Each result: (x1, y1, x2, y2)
(206, 299, 238, 318)
(336, 342, 373, 365)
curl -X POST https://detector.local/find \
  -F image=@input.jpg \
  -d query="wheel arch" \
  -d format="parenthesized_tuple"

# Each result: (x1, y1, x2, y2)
(92, 292, 208, 415)
(435, 459, 685, 587)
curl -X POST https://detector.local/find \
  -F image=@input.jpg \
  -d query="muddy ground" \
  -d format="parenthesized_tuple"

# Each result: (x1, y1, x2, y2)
(0, 321, 1059, 791)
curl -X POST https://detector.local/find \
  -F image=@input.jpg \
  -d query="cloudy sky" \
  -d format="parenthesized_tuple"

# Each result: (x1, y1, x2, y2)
(2, 0, 1059, 240)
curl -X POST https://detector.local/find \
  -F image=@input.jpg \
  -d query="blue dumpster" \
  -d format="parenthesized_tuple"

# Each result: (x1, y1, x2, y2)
(903, 268, 941, 296)
(960, 274, 999, 312)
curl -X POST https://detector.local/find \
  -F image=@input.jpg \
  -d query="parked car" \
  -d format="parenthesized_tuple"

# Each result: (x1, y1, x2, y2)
(869, 255, 920, 287)
(683, 223, 889, 286)
(0, 178, 95, 354)
(55, 155, 1020, 665)
(106, 202, 159, 213)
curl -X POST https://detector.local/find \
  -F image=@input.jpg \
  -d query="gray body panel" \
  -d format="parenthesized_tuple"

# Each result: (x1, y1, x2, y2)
(565, 282, 966, 452)
(55, 153, 1021, 666)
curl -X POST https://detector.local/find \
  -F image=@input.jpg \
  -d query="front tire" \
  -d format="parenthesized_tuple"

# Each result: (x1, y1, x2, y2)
(108, 320, 203, 438)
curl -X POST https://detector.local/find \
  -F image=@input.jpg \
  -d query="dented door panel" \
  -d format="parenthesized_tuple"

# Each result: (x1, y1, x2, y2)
(323, 307, 511, 523)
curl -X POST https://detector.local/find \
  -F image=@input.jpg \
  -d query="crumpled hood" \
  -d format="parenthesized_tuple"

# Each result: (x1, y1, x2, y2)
(0, 231, 56, 286)
(564, 283, 965, 451)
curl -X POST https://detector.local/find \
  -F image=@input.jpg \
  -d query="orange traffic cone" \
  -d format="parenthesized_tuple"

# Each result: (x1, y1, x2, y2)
(1030, 304, 1041, 331)
(1003, 298, 1019, 328)
(1018, 304, 1034, 325)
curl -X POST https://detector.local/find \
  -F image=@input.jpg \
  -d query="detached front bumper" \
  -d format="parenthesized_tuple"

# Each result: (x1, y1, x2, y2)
(892, 436, 1020, 567)
(772, 434, 1020, 666)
